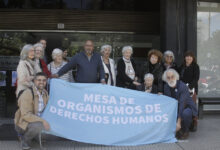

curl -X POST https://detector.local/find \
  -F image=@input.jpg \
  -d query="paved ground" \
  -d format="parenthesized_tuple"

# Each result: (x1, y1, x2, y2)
(0, 114, 220, 150)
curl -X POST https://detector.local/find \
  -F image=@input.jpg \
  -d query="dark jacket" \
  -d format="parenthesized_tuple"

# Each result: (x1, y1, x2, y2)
(57, 51, 105, 83)
(162, 62, 178, 72)
(136, 83, 158, 94)
(139, 61, 163, 93)
(164, 80, 198, 118)
(116, 58, 137, 89)
(178, 63, 200, 94)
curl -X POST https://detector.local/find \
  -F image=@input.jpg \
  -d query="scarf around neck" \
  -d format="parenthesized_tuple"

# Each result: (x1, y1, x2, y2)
(123, 57, 131, 63)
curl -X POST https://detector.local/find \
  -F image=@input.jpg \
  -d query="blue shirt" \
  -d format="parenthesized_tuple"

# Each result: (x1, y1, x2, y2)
(57, 51, 105, 83)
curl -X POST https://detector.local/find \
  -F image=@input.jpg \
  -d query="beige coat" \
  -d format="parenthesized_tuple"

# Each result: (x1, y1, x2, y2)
(14, 86, 49, 130)
(16, 60, 41, 96)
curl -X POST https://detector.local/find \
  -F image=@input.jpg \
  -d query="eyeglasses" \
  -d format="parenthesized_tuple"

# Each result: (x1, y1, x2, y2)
(166, 55, 173, 58)
(35, 50, 42, 52)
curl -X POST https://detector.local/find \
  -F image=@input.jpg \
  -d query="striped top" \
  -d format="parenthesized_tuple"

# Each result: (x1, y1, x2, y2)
(48, 61, 74, 82)
(34, 86, 45, 117)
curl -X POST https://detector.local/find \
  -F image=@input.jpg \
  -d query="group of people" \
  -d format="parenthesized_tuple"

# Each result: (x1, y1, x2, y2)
(14, 39, 200, 150)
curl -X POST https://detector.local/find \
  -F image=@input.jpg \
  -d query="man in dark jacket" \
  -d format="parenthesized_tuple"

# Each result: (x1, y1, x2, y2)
(163, 69, 198, 140)
(52, 40, 105, 83)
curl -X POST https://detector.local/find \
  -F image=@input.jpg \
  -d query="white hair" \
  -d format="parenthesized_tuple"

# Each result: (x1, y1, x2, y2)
(122, 46, 133, 54)
(164, 50, 175, 61)
(33, 43, 43, 49)
(33, 43, 44, 58)
(20, 44, 34, 60)
(162, 68, 179, 82)
(144, 73, 154, 80)
(52, 48, 63, 60)
(100, 45, 112, 54)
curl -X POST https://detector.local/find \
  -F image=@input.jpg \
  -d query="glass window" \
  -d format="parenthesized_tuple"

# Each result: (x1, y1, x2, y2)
(12, 71, 17, 86)
(0, 0, 160, 12)
(0, 31, 159, 61)
(0, 71, 6, 86)
(0, 0, 60, 9)
(62, 0, 82, 9)
(197, 2, 220, 98)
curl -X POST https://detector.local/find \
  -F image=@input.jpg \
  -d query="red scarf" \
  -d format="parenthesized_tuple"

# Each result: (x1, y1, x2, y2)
(40, 59, 51, 78)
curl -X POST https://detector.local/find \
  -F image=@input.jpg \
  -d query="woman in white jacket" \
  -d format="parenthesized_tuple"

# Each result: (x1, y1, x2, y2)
(16, 44, 41, 96)
(100, 45, 116, 86)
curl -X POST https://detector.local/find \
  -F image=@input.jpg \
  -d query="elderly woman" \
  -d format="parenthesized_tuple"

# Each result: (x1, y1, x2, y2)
(136, 73, 158, 94)
(163, 50, 178, 71)
(163, 69, 197, 140)
(33, 43, 51, 77)
(178, 51, 200, 102)
(116, 46, 140, 89)
(139, 49, 164, 94)
(16, 44, 41, 96)
(100, 45, 116, 86)
(47, 48, 74, 82)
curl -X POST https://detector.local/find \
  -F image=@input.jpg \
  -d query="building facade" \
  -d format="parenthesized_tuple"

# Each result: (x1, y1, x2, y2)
(0, 0, 219, 118)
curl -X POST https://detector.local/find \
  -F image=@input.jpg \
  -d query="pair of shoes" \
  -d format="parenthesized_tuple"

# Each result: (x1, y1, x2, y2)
(179, 132, 189, 140)
(20, 136, 31, 150)
(175, 131, 182, 139)
(189, 117, 198, 132)
(21, 141, 31, 150)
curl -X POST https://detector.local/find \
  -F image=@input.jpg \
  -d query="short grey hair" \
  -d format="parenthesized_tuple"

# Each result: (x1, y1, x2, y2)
(52, 48, 63, 60)
(100, 45, 112, 54)
(144, 73, 154, 80)
(33, 43, 44, 58)
(20, 44, 34, 60)
(164, 50, 175, 61)
(122, 46, 133, 54)
(162, 68, 179, 82)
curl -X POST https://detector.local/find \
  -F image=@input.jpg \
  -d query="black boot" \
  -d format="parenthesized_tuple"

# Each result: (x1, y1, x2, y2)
(189, 116, 198, 132)
(179, 132, 189, 140)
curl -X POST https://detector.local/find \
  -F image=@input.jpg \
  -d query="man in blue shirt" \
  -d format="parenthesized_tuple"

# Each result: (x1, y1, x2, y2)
(52, 40, 105, 83)
(163, 69, 198, 140)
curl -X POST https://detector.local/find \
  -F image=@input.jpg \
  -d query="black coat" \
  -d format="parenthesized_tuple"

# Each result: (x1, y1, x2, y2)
(178, 62, 200, 94)
(162, 62, 178, 72)
(139, 61, 163, 92)
(116, 58, 137, 89)
(136, 83, 158, 94)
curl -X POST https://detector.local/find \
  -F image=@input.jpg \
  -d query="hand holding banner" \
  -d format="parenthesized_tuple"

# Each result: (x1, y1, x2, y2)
(42, 79, 177, 146)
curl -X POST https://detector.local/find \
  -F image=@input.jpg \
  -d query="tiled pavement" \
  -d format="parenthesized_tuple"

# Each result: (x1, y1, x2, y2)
(0, 114, 220, 150)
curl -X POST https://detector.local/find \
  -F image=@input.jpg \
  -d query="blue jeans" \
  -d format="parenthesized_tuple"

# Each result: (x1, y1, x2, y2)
(181, 107, 193, 132)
